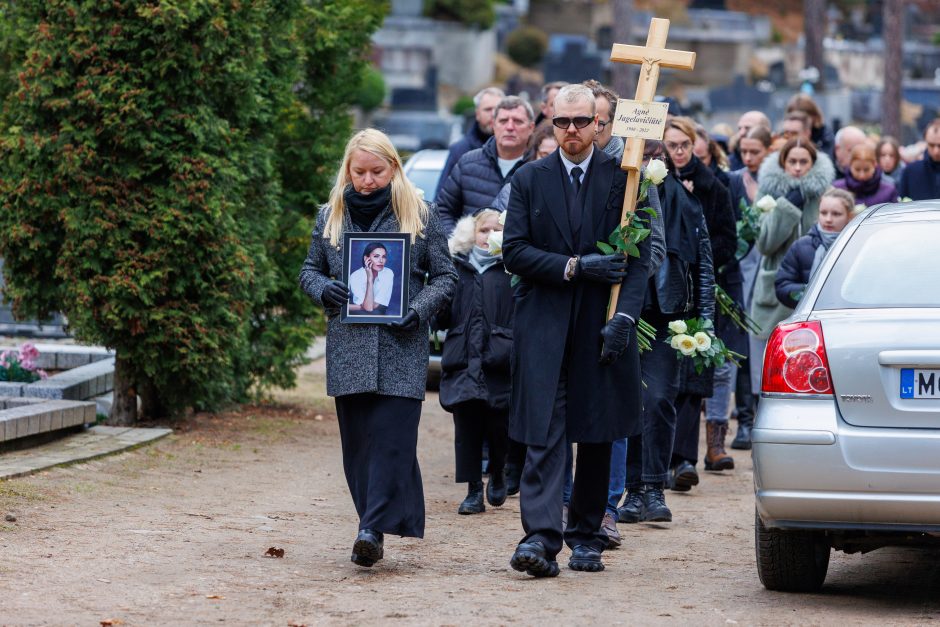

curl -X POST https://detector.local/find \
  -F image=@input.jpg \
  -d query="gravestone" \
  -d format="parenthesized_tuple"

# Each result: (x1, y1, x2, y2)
(0, 260, 68, 338)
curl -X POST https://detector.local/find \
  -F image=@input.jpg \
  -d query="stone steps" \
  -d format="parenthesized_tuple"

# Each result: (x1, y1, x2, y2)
(0, 397, 97, 442)
(0, 357, 115, 401)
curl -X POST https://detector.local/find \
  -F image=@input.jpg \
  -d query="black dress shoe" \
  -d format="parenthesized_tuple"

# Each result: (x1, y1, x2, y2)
(670, 460, 700, 492)
(351, 529, 384, 567)
(568, 545, 604, 572)
(505, 464, 521, 496)
(458, 481, 485, 515)
(641, 486, 672, 522)
(486, 469, 507, 507)
(617, 488, 644, 524)
(731, 422, 752, 450)
(510, 541, 560, 578)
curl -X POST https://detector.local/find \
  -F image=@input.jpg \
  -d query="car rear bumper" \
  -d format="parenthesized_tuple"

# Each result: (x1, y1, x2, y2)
(753, 396, 940, 530)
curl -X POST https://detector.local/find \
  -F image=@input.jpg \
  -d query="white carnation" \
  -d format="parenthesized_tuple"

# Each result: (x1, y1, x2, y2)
(668, 320, 687, 335)
(755, 195, 776, 212)
(487, 230, 503, 255)
(676, 334, 697, 356)
(645, 159, 668, 185)
(693, 331, 712, 352)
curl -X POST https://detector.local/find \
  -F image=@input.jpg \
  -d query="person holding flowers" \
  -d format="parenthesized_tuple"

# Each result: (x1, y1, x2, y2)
(436, 208, 514, 516)
(618, 142, 715, 524)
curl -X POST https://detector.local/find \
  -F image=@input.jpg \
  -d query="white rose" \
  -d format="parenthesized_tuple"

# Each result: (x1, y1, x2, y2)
(645, 158, 668, 185)
(670, 335, 682, 350)
(498, 210, 507, 225)
(854, 203, 866, 214)
(693, 331, 712, 352)
(677, 334, 697, 356)
(755, 195, 776, 212)
(668, 320, 687, 335)
(487, 230, 503, 255)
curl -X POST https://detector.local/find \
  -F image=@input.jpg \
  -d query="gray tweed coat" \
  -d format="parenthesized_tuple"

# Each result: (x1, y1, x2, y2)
(299, 202, 456, 400)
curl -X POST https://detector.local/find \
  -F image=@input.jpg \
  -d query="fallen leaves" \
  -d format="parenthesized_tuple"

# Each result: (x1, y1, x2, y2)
(265, 546, 285, 558)
(100, 620, 123, 626)
(205, 594, 225, 600)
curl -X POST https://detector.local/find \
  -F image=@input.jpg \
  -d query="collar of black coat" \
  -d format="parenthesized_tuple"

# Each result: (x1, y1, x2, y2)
(677, 155, 716, 192)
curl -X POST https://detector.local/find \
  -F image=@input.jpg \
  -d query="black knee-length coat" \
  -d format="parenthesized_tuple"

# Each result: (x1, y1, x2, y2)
(503, 149, 651, 446)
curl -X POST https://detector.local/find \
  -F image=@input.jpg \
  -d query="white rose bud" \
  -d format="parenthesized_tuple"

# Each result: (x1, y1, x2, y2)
(645, 158, 668, 185)
(677, 334, 697, 356)
(693, 331, 712, 352)
(755, 195, 776, 212)
(668, 320, 688, 335)
(487, 230, 503, 255)
(498, 211, 507, 225)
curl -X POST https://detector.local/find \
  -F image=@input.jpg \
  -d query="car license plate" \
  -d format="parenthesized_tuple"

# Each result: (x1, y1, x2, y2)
(900, 368, 940, 398)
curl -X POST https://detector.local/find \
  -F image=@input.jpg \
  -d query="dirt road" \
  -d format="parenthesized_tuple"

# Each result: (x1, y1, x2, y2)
(1, 360, 939, 625)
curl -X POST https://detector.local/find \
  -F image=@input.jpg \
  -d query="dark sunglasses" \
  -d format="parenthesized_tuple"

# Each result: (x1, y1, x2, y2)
(552, 116, 594, 130)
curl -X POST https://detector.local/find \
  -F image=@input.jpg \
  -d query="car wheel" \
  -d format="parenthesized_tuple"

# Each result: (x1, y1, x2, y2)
(755, 510, 830, 592)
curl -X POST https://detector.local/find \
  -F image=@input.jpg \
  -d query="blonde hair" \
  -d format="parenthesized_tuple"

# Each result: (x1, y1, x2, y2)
(821, 187, 855, 215)
(448, 209, 501, 256)
(325, 128, 428, 247)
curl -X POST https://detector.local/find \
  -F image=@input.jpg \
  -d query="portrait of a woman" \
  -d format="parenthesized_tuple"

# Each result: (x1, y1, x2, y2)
(348, 242, 394, 315)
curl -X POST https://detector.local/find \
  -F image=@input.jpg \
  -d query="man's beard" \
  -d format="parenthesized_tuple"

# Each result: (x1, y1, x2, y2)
(561, 139, 592, 163)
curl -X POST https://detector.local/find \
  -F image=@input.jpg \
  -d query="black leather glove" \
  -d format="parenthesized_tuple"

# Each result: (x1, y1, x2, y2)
(599, 315, 634, 365)
(389, 309, 419, 332)
(578, 254, 628, 284)
(784, 187, 805, 210)
(321, 280, 349, 308)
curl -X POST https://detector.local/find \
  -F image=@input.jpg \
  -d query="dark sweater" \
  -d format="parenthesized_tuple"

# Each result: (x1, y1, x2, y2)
(898, 150, 940, 201)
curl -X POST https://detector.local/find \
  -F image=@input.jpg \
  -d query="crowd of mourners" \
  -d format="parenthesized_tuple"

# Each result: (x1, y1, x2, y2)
(300, 76, 940, 574)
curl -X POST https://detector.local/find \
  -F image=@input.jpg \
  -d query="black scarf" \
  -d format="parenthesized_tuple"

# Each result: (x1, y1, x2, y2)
(660, 174, 701, 264)
(344, 184, 391, 231)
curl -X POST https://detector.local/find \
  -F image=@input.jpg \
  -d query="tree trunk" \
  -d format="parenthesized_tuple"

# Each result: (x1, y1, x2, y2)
(138, 377, 168, 421)
(804, 0, 827, 92)
(611, 0, 635, 98)
(881, 0, 903, 139)
(109, 353, 138, 426)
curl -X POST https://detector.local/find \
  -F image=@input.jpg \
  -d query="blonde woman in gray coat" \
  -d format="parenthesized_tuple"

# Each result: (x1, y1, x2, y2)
(299, 129, 456, 568)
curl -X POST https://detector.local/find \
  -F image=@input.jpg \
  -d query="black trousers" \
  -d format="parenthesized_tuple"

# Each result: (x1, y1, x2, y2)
(453, 400, 508, 483)
(335, 393, 425, 538)
(626, 321, 680, 489)
(671, 393, 703, 466)
(519, 364, 611, 558)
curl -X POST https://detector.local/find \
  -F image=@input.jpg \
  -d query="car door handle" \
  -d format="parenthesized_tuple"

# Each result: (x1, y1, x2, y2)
(878, 350, 940, 366)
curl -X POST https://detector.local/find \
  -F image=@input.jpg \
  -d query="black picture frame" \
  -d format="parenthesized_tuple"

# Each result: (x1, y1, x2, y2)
(341, 232, 411, 324)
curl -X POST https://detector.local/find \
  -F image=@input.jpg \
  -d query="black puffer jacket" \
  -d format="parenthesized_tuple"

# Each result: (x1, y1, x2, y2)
(774, 224, 827, 309)
(437, 255, 514, 412)
(436, 137, 525, 234)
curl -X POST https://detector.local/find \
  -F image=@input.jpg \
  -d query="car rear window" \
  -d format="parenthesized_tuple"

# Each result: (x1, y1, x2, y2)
(815, 221, 940, 309)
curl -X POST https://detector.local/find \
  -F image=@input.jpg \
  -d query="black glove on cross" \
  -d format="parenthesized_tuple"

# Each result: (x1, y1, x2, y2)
(599, 314, 634, 365)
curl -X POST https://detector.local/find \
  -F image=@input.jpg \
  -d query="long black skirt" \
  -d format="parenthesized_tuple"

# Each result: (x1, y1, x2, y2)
(335, 393, 425, 538)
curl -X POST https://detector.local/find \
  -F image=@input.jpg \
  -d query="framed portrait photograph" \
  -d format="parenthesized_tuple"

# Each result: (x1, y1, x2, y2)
(341, 232, 411, 324)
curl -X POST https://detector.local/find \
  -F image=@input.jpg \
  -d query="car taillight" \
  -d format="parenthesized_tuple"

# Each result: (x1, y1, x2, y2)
(762, 321, 833, 395)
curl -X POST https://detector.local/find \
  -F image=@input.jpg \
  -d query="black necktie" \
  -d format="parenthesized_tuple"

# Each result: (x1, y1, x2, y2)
(571, 166, 583, 195)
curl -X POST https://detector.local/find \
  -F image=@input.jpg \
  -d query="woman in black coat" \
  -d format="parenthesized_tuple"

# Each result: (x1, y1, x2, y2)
(437, 209, 514, 515)
(664, 117, 737, 483)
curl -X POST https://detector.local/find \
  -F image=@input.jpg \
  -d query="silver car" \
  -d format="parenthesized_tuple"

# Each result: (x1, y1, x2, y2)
(753, 200, 940, 592)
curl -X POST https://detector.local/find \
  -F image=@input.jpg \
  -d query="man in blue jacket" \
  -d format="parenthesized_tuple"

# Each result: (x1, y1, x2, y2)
(436, 96, 534, 234)
(899, 119, 940, 201)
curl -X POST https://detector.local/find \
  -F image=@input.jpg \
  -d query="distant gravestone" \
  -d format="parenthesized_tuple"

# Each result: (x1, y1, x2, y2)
(708, 75, 770, 113)
(543, 36, 605, 84)
(0, 260, 67, 338)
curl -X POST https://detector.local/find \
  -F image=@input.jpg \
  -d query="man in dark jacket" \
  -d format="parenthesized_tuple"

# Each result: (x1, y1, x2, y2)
(437, 96, 534, 234)
(439, 87, 505, 186)
(503, 84, 651, 577)
(899, 119, 940, 201)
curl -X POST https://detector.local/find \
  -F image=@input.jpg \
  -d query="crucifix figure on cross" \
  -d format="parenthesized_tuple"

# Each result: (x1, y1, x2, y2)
(605, 17, 696, 319)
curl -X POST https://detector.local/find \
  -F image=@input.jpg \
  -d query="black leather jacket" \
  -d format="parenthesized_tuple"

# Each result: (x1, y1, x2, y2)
(645, 175, 715, 321)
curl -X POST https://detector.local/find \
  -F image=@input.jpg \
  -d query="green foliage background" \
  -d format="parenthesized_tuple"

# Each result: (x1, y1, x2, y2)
(0, 0, 387, 416)
(424, 0, 495, 29)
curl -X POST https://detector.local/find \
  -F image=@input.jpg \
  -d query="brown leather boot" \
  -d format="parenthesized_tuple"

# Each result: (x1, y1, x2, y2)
(704, 421, 734, 471)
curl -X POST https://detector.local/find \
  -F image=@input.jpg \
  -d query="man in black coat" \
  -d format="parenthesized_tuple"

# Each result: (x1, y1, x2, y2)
(899, 119, 940, 201)
(437, 96, 534, 234)
(503, 84, 651, 577)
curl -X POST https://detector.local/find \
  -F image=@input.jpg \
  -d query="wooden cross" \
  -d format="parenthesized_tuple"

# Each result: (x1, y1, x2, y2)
(606, 18, 696, 320)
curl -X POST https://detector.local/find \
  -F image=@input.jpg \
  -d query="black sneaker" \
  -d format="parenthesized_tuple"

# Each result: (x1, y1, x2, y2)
(617, 488, 644, 524)
(641, 485, 672, 522)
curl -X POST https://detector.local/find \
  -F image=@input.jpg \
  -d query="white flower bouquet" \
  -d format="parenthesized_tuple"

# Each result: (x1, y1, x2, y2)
(666, 317, 743, 374)
(737, 194, 776, 255)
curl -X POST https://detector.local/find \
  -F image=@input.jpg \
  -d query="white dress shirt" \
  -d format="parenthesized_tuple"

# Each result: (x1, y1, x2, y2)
(349, 266, 394, 310)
